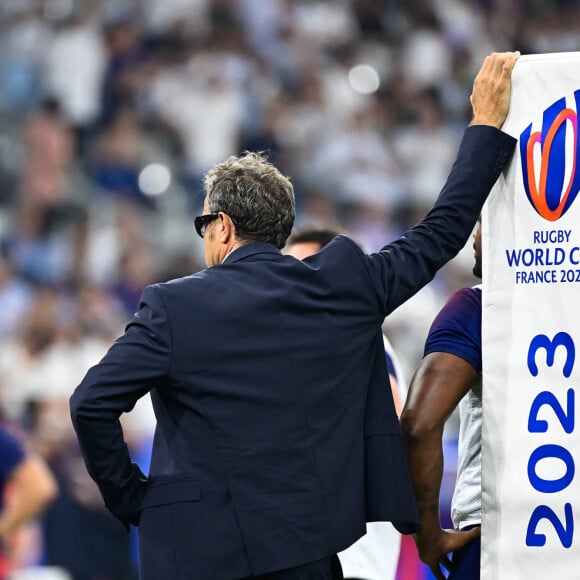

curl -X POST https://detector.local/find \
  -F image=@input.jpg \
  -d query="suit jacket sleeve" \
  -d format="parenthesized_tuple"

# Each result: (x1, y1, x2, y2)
(364, 334, 419, 533)
(70, 285, 171, 527)
(365, 125, 516, 315)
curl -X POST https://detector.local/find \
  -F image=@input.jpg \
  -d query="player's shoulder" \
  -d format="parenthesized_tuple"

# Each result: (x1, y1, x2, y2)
(425, 284, 482, 360)
(447, 284, 482, 309)
(434, 284, 482, 328)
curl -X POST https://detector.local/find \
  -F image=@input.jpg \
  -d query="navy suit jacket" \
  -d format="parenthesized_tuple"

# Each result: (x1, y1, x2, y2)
(70, 126, 515, 579)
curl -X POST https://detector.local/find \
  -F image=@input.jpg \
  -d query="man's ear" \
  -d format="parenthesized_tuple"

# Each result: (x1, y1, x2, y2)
(218, 212, 235, 243)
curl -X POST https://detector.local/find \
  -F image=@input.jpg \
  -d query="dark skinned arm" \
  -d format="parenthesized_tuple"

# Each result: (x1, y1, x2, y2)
(400, 352, 480, 580)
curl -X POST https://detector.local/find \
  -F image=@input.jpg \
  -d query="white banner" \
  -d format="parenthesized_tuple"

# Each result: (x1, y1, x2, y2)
(482, 52, 580, 579)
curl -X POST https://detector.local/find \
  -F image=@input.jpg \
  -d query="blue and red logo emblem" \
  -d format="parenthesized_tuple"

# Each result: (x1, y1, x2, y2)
(520, 90, 580, 221)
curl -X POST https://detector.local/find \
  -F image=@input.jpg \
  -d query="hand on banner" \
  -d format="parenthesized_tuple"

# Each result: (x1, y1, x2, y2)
(413, 525, 481, 580)
(470, 51, 520, 128)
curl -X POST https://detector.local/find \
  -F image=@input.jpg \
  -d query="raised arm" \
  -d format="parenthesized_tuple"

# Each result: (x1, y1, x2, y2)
(365, 52, 519, 315)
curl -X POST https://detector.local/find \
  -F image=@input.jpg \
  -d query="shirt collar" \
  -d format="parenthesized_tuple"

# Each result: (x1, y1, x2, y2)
(222, 242, 282, 264)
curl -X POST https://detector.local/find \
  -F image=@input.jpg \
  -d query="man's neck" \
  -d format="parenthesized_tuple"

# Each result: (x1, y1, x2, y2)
(221, 241, 247, 264)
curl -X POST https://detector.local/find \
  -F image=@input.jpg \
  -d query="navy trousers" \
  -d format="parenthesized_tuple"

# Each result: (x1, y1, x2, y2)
(449, 526, 481, 580)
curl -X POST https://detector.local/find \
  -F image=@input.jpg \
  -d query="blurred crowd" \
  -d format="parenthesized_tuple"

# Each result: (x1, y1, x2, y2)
(0, 0, 576, 578)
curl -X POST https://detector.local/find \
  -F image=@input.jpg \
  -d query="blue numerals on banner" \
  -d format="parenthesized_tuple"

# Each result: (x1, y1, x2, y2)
(528, 390, 575, 434)
(525, 332, 575, 548)
(527, 332, 575, 378)
(526, 504, 573, 548)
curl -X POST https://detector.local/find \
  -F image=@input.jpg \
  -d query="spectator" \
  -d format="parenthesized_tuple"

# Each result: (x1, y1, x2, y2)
(0, 425, 57, 576)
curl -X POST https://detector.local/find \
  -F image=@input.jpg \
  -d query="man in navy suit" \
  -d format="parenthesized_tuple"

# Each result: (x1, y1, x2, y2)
(285, 226, 412, 580)
(70, 52, 519, 580)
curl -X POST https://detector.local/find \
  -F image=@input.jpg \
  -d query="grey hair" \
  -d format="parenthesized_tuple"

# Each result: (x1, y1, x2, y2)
(203, 152, 296, 249)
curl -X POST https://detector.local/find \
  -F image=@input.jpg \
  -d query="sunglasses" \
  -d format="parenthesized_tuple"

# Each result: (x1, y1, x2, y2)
(194, 213, 219, 238)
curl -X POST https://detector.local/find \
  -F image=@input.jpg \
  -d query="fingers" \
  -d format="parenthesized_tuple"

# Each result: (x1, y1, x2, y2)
(470, 51, 521, 128)
(446, 526, 481, 554)
(485, 51, 520, 74)
(498, 51, 520, 80)
(464, 525, 482, 541)
(428, 529, 479, 578)
(478, 51, 520, 80)
(416, 527, 480, 578)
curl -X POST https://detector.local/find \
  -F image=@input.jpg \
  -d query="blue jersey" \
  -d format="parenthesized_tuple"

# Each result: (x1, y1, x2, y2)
(424, 285, 484, 533)
(424, 286, 482, 371)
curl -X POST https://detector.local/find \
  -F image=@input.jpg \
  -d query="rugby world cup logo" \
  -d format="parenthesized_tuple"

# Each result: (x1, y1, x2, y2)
(520, 90, 580, 221)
